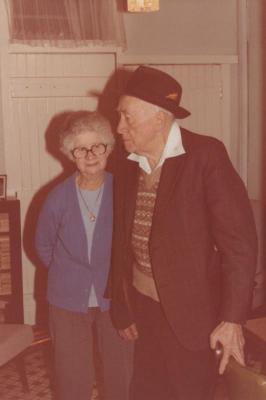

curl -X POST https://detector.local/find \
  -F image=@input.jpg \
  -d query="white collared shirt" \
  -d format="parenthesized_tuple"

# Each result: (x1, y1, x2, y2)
(127, 120, 186, 174)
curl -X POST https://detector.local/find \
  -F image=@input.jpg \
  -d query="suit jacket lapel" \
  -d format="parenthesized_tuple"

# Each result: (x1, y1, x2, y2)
(124, 160, 140, 244)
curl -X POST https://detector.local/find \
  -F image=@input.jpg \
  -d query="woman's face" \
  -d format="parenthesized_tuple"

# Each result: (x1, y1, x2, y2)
(71, 131, 111, 178)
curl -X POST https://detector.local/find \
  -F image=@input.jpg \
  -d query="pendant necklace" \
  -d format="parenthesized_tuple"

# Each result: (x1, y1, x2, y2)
(78, 183, 103, 223)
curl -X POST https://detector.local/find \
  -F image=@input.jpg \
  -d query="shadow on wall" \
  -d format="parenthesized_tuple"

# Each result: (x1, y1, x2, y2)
(96, 67, 135, 170)
(23, 111, 75, 328)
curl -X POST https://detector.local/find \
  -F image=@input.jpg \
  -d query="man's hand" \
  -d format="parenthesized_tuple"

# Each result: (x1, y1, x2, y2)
(118, 323, 138, 341)
(210, 321, 245, 375)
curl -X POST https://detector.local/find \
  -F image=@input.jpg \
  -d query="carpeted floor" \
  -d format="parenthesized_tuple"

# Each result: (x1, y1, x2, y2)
(0, 340, 100, 400)
(0, 339, 229, 400)
(0, 342, 53, 400)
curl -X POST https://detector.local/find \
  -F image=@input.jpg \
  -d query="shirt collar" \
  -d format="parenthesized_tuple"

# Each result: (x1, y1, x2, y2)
(127, 120, 185, 174)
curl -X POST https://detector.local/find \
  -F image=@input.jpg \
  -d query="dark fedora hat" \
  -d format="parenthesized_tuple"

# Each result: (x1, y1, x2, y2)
(123, 65, 190, 119)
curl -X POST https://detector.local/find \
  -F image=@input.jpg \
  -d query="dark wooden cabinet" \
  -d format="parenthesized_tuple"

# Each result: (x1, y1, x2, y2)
(0, 199, 24, 323)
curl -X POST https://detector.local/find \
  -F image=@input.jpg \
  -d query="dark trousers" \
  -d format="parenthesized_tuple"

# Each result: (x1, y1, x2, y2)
(130, 290, 218, 400)
(49, 304, 133, 400)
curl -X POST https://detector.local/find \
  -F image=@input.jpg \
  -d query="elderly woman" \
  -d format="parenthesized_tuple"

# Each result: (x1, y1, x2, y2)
(35, 111, 132, 400)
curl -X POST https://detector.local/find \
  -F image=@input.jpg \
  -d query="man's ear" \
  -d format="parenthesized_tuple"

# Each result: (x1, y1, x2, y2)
(156, 110, 172, 131)
(155, 110, 166, 127)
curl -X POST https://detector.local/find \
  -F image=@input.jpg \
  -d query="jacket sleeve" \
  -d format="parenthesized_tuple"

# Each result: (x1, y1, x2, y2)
(109, 216, 135, 329)
(204, 139, 258, 323)
(109, 271, 135, 330)
(108, 154, 135, 330)
(35, 191, 61, 268)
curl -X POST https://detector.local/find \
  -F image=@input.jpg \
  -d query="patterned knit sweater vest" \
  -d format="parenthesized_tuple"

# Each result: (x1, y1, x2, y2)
(131, 167, 162, 302)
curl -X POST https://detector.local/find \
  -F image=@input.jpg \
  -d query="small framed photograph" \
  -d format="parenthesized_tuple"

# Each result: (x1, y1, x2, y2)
(0, 175, 7, 200)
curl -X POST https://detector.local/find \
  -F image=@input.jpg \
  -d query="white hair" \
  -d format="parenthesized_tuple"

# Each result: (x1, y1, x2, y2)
(60, 111, 115, 158)
(152, 104, 175, 118)
(138, 98, 175, 119)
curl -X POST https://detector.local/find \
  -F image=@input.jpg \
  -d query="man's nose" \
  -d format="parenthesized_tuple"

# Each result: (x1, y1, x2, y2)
(117, 118, 127, 135)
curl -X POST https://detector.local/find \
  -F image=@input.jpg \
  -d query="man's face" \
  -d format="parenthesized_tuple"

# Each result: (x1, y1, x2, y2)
(117, 96, 159, 156)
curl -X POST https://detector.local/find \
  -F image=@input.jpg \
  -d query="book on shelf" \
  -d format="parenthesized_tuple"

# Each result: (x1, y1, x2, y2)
(0, 235, 11, 269)
(0, 298, 8, 322)
(0, 272, 12, 295)
(0, 213, 9, 233)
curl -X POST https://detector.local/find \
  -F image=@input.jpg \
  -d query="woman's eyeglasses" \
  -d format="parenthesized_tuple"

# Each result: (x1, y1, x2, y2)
(71, 143, 107, 159)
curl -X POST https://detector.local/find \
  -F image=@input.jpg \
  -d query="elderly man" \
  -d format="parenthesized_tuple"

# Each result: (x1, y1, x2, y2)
(109, 66, 257, 400)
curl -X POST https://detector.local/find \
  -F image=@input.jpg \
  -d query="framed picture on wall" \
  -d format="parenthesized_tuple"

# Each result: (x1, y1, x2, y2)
(0, 175, 7, 200)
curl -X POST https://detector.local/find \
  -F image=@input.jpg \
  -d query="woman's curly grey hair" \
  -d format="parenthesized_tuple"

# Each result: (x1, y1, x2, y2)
(60, 110, 115, 158)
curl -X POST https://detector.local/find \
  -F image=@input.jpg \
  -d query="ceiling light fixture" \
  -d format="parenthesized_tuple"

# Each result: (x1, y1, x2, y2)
(127, 0, 159, 12)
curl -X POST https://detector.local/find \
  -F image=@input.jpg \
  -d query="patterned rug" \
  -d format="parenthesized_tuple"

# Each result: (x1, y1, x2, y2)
(0, 340, 99, 400)
(0, 343, 52, 400)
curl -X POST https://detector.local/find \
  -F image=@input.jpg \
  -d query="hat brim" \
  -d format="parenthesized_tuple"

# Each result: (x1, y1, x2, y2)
(174, 106, 191, 119)
(124, 92, 191, 119)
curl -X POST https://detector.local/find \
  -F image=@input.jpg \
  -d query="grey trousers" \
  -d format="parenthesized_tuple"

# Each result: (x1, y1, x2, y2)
(49, 305, 133, 400)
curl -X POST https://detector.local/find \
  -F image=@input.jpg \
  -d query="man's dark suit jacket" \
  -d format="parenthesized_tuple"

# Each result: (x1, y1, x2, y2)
(109, 128, 258, 351)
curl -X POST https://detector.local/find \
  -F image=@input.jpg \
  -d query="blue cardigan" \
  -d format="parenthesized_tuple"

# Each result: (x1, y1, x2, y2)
(35, 172, 113, 313)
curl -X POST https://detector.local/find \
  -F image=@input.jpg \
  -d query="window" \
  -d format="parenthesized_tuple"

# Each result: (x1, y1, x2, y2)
(6, 0, 126, 47)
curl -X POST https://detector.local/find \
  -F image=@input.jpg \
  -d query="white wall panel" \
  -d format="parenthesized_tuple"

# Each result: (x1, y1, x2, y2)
(7, 53, 115, 190)
(10, 77, 109, 98)
(8, 53, 115, 77)
(160, 64, 223, 135)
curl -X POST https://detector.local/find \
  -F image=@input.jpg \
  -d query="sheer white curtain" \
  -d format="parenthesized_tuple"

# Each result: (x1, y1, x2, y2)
(5, 0, 126, 48)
